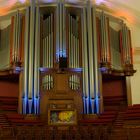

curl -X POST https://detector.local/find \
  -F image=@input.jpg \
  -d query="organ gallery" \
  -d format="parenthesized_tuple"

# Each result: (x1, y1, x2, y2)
(0, 0, 136, 125)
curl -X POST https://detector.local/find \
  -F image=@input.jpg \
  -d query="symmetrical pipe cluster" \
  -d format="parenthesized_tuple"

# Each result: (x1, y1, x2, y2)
(67, 13, 81, 91)
(68, 14, 80, 68)
(42, 14, 54, 91)
(0, 0, 134, 114)
(56, 2, 66, 59)
(42, 14, 54, 68)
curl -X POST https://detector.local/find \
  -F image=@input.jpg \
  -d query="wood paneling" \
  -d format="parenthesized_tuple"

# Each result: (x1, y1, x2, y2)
(102, 75, 127, 111)
(102, 75, 126, 97)
(0, 81, 19, 97)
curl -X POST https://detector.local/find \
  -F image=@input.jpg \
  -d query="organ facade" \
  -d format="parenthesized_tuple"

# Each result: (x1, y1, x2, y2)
(0, 0, 135, 120)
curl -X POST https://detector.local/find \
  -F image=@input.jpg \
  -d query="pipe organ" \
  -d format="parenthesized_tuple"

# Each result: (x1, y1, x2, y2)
(41, 10, 55, 93)
(0, 11, 24, 70)
(96, 12, 135, 75)
(0, 0, 135, 116)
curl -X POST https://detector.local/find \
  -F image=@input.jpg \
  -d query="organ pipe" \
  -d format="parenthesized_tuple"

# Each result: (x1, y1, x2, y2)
(28, 0, 35, 100)
(23, 7, 30, 114)
(60, 2, 63, 57)
(122, 24, 127, 63)
(100, 12, 105, 62)
(63, 3, 66, 57)
(121, 23, 132, 65)
(128, 30, 133, 64)
(70, 16, 73, 68)
(56, 2, 60, 60)
(82, 7, 90, 113)
(34, 5, 40, 114)
(15, 12, 18, 62)
(105, 18, 110, 62)
(50, 14, 54, 68)
(92, 7, 100, 113)
(87, 1, 94, 100)
(68, 14, 71, 67)
(12, 15, 16, 62)
(48, 16, 50, 68)
(17, 12, 20, 62)
(125, 25, 129, 63)
(15, 13, 18, 62)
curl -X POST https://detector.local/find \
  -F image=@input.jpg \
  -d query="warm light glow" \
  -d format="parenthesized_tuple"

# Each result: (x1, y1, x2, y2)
(0, 0, 138, 25)
(114, 11, 135, 24)
(0, 0, 16, 15)
(0, 0, 27, 16)
(132, 48, 135, 55)
(94, 0, 136, 24)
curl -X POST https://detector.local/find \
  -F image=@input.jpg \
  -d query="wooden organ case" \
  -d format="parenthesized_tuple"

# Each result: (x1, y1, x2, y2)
(96, 12, 136, 111)
(0, 1, 136, 118)
(39, 5, 83, 122)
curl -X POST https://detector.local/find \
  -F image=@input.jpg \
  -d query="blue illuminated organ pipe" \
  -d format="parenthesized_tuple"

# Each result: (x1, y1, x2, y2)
(34, 5, 40, 114)
(59, 2, 63, 57)
(56, 1, 60, 60)
(92, 7, 100, 114)
(22, 7, 30, 114)
(87, 1, 95, 113)
(63, 2, 66, 58)
(82, 7, 90, 114)
(56, 1, 66, 59)
(28, 0, 35, 113)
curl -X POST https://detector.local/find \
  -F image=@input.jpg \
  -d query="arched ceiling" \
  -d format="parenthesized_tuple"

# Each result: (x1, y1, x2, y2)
(93, 0, 140, 26)
(0, 0, 140, 26)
